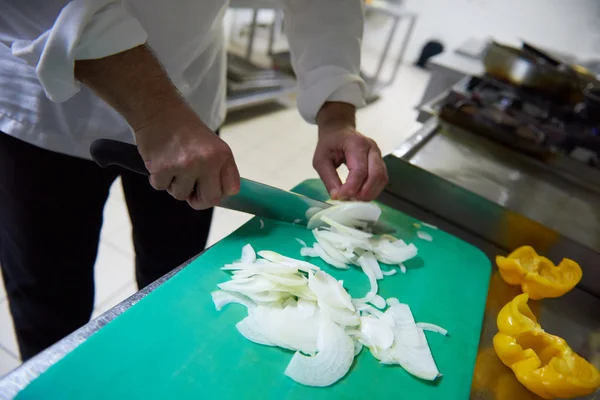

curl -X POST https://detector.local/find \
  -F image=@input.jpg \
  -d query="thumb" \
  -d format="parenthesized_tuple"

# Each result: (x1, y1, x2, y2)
(313, 155, 342, 199)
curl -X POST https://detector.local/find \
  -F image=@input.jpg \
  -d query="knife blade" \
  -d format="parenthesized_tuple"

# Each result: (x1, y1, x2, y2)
(90, 139, 394, 233)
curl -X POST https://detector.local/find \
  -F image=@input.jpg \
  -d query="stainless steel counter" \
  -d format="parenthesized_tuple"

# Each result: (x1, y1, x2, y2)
(376, 189, 600, 400)
(393, 118, 600, 298)
(1, 119, 599, 399)
(384, 118, 600, 399)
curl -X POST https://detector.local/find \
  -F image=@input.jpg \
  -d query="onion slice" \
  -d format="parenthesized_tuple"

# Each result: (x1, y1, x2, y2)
(416, 322, 448, 336)
(312, 243, 349, 269)
(211, 290, 255, 311)
(360, 315, 394, 350)
(321, 216, 373, 240)
(368, 294, 387, 310)
(236, 316, 275, 346)
(258, 250, 320, 272)
(308, 271, 355, 311)
(240, 244, 256, 263)
(284, 319, 354, 387)
(381, 304, 441, 381)
(357, 252, 379, 298)
(307, 202, 381, 230)
(417, 231, 433, 242)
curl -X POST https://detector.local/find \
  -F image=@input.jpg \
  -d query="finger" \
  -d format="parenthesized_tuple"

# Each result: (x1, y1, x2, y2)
(168, 174, 196, 201)
(149, 171, 175, 191)
(200, 170, 223, 209)
(336, 142, 368, 200)
(313, 155, 342, 199)
(186, 180, 202, 210)
(356, 147, 389, 201)
(220, 157, 241, 197)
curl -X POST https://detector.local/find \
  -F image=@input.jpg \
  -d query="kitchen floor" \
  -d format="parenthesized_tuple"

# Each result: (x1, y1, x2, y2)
(0, 64, 430, 375)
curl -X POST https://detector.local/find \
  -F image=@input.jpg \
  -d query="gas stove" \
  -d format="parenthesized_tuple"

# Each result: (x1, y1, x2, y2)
(438, 76, 600, 167)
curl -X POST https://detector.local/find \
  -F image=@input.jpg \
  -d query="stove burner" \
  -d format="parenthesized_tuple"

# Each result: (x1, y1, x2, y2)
(439, 76, 600, 166)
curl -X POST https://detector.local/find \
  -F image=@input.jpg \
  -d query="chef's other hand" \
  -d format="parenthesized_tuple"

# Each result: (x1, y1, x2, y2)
(134, 102, 240, 210)
(313, 102, 388, 201)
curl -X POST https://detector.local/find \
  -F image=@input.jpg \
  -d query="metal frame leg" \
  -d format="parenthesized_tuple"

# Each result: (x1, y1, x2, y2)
(246, 8, 259, 60)
(388, 14, 417, 85)
(267, 10, 279, 56)
(368, 16, 400, 97)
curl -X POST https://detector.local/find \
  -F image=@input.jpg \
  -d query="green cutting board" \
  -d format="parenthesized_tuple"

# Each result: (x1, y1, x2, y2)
(16, 180, 491, 400)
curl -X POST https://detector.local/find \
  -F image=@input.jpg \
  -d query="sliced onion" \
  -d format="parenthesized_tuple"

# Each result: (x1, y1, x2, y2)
(381, 304, 441, 381)
(245, 291, 287, 304)
(240, 244, 257, 263)
(217, 276, 277, 294)
(416, 322, 448, 336)
(259, 220, 265, 229)
(284, 319, 354, 387)
(371, 257, 384, 280)
(313, 230, 372, 251)
(355, 303, 385, 318)
(308, 271, 355, 312)
(382, 269, 397, 276)
(368, 294, 387, 310)
(386, 297, 400, 307)
(354, 340, 363, 356)
(372, 240, 418, 265)
(421, 222, 438, 229)
(221, 262, 299, 275)
(211, 290, 255, 311)
(250, 305, 321, 354)
(296, 238, 308, 247)
(319, 303, 360, 327)
(360, 315, 394, 350)
(307, 202, 381, 230)
(399, 264, 407, 274)
(300, 247, 319, 258)
(305, 206, 324, 221)
(256, 272, 307, 287)
(258, 250, 320, 272)
(314, 230, 352, 264)
(321, 216, 373, 240)
(312, 243, 349, 270)
(282, 297, 297, 308)
(277, 284, 318, 301)
(236, 316, 275, 346)
(417, 231, 433, 242)
(296, 299, 317, 317)
(357, 252, 379, 298)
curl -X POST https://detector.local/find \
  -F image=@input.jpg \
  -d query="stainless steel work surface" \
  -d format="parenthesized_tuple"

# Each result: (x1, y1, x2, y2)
(405, 122, 600, 254)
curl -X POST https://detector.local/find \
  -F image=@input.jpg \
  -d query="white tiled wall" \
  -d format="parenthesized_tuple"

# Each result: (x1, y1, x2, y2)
(0, 64, 430, 376)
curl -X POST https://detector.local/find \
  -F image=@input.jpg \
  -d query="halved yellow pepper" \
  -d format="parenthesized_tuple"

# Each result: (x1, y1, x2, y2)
(496, 246, 582, 300)
(494, 294, 600, 399)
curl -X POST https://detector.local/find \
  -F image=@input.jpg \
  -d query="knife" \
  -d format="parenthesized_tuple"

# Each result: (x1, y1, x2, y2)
(90, 139, 394, 233)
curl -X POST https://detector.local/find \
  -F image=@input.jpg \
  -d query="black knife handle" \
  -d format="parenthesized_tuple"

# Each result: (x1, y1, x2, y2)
(90, 139, 149, 176)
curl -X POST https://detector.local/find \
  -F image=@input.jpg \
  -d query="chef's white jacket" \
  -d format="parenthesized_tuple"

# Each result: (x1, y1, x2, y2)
(0, 0, 366, 159)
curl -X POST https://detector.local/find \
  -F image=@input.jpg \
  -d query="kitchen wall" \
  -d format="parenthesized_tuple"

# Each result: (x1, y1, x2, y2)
(363, 0, 600, 64)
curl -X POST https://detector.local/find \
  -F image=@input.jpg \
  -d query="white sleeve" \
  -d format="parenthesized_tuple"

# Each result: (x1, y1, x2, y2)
(10, 0, 147, 103)
(278, 0, 366, 124)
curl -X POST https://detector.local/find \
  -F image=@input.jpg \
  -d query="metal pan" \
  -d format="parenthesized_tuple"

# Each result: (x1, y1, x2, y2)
(521, 41, 599, 96)
(483, 42, 576, 101)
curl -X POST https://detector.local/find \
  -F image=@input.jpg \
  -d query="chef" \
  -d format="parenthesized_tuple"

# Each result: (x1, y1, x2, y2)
(0, 0, 388, 361)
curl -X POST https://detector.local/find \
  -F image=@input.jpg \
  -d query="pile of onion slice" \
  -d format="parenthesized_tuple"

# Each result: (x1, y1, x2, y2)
(212, 245, 446, 387)
(301, 202, 419, 300)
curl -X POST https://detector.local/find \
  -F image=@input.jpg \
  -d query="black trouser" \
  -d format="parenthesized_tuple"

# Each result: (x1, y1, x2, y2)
(0, 133, 214, 361)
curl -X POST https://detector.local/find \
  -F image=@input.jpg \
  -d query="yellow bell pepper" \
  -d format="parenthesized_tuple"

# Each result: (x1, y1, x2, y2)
(493, 294, 600, 399)
(472, 347, 543, 400)
(496, 246, 582, 300)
